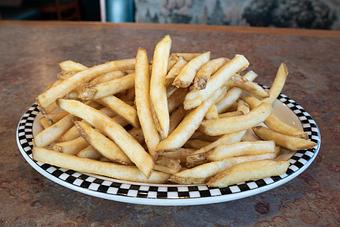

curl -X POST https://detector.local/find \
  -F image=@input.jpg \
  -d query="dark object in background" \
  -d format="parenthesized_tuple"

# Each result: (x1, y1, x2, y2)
(39, 0, 81, 20)
(79, 0, 100, 21)
(243, 0, 337, 29)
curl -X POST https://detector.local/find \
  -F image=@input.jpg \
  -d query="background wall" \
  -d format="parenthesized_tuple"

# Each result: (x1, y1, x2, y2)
(135, 0, 340, 30)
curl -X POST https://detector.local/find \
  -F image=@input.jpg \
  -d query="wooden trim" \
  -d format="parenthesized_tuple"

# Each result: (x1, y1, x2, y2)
(1, 20, 339, 38)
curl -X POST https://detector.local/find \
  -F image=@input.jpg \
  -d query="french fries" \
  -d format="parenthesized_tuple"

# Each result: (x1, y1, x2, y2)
(206, 140, 276, 161)
(253, 126, 316, 150)
(79, 73, 135, 100)
(32, 36, 316, 188)
(58, 99, 154, 177)
(37, 59, 135, 109)
(135, 48, 160, 156)
(173, 51, 210, 88)
(207, 160, 290, 187)
(183, 54, 249, 110)
(216, 71, 257, 113)
(157, 87, 226, 151)
(201, 102, 272, 136)
(150, 35, 172, 138)
(75, 121, 131, 164)
(33, 147, 169, 183)
(194, 57, 227, 89)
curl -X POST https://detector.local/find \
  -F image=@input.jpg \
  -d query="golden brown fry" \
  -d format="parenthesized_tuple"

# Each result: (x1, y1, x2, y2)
(53, 137, 88, 154)
(75, 121, 131, 164)
(59, 60, 88, 72)
(237, 100, 249, 114)
(135, 48, 160, 155)
(157, 87, 226, 151)
(77, 146, 102, 160)
(183, 55, 249, 110)
(37, 59, 135, 108)
(201, 102, 272, 136)
(219, 111, 243, 118)
(79, 73, 135, 100)
(42, 102, 59, 114)
(45, 111, 68, 124)
(168, 88, 188, 113)
(39, 117, 51, 129)
(58, 99, 154, 176)
(168, 175, 206, 184)
(165, 57, 187, 86)
(207, 160, 290, 187)
(89, 71, 125, 86)
(192, 130, 246, 155)
(150, 35, 172, 138)
(169, 106, 186, 133)
(34, 114, 74, 147)
(160, 148, 195, 163)
(154, 156, 181, 174)
(173, 152, 277, 181)
(267, 63, 288, 104)
(253, 126, 316, 151)
(171, 53, 201, 61)
(230, 76, 269, 99)
(241, 128, 259, 142)
(206, 140, 276, 161)
(242, 95, 307, 138)
(33, 147, 169, 183)
(215, 71, 257, 113)
(173, 51, 210, 88)
(99, 96, 139, 127)
(194, 57, 227, 89)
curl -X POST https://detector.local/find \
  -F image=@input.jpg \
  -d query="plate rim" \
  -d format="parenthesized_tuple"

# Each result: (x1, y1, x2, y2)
(16, 93, 321, 206)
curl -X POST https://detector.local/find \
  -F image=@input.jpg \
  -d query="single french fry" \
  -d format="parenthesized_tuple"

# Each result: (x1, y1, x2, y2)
(205, 105, 219, 120)
(237, 100, 250, 114)
(59, 60, 88, 72)
(169, 106, 186, 133)
(201, 102, 272, 136)
(37, 59, 135, 108)
(75, 121, 131, 164)
(79, 73, 135, 100)
(171, 53, 201, 61)
(215, 71, 257, 113)
(154, 156, 181, 174)
(58, 99, 154, 176)
(194, 57, 227, 89)
(53, 137, 88, 154)
(267, 63, 288, 104)
(168, 175, 206, 184)
(167, 55, 178, 71)
(168, 88, 188, 113)
(173, 51, 210, 88)
(219, 111, 243, 118)
(42, 102, 59, 114)
(77, 146, 102, 160)
(89, 71, 125, 86)
(39, 117, 51, 129)
(45, 111, 68, 124)
(135, 48, 160, 155)
(241, 128, 259, 142)
(165, 57, 187, 86)
(99, 96, 139, 127)
(192, 130, 246, 155)
(160, 148, 195, 163)
(207, 160, 290, 187)
(34, 114, 73, 147)
(183, 55, 249, 110)
(242, 95, 307, 138)
(150, 35, 172, 138)
(157, 87, 226, 151)
(230, 76, 269, 99)
(173, 152, 277, 181)
(184, 139, 210, 149)
(206, 140, 276, 161)
(33, 147, 169, 183)
(253, 126, 316, 151)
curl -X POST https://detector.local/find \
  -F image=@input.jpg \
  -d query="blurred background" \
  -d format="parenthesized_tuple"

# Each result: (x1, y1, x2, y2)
(0, 0, 339, 30)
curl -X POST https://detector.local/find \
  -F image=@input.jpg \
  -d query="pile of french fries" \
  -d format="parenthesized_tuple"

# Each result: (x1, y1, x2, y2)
(32, 35, 316, 187)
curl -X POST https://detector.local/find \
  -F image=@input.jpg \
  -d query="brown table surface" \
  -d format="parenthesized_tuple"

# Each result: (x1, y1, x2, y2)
(0, 21, 339, 226)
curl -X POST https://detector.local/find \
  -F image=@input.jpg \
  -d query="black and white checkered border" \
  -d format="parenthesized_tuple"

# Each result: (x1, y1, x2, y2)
(17, 95, 320, 200)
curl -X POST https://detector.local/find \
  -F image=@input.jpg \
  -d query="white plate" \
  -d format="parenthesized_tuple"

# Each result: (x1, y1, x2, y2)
(16, 93, 321, 206)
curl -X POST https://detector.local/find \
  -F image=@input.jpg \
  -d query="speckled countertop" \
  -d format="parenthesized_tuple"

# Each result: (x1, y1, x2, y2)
(0, 21, 339, 226)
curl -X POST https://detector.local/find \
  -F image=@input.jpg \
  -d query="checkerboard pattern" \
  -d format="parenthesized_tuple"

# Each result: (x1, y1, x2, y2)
(17, 94, 320, 200)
